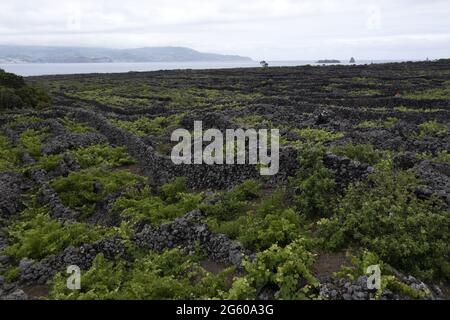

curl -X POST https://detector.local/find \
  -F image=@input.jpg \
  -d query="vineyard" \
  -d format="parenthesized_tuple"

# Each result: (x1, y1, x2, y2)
(0, 60, 449, 300)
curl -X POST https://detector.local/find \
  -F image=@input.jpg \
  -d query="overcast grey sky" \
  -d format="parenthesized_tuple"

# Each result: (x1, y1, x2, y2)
(0, 0, 449, 60)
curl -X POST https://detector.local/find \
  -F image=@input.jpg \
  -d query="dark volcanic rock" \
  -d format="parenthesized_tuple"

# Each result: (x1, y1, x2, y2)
(42, 132, 107, 155)
(413, 161, 450, 208)
(323, 152, 374, 189)
(19, 237, 128, 285)
(0, 173, 32, 217)
(318, 275, 441, 300)
(134, 210, 247, 267)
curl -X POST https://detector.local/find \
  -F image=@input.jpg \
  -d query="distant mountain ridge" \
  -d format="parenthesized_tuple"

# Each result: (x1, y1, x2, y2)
(0, 45, 252, 63)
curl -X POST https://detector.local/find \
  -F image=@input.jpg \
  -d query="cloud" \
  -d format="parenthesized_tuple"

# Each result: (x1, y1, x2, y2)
(0, 0, 449, 60)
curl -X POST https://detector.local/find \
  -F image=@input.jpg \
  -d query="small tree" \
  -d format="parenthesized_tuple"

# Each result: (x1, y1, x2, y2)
(260, 60, 269, 68)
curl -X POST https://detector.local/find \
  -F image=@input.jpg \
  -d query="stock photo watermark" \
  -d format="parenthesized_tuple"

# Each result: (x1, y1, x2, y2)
(66, 265, 81, 290)
(170, 121, 280, 176)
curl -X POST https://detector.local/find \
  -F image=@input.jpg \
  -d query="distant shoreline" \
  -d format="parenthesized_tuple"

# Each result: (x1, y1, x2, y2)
(1, 60, 422, 77)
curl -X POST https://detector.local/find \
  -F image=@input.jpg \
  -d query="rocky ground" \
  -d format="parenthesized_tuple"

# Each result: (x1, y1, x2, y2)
(0, 60, 449, 300)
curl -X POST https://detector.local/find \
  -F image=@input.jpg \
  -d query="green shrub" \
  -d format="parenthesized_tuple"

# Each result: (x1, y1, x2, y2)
(349, 89, 381, 97)
(8, 115, 42, 129)
(418, 120, 448, 138)
(292, 128, 344, 144)
(51, 168, 144, 218)
(434, 150, 450, 165)
(404, 82, 450, 100)
(30, 144, 136, 173)
(71, 144, 136, 169)
(333, 251, 428, 299)
(19, 127, 50, 159)
(203, 180, 261, 222)
(2, 267, 20, 283)
(158, 177, 188, 203)
(318, 170, 450, 280)
(49, 248, 233, 300)
(4, 207, 110, 260)
(0, 69, 25, 88)
(417, 150, 450, 165)
(235, 239, 318, 300)
(110, 115, 181, 137)
(16, 85, 51, 109)
(238, 208, 302, 251)
(62, 117, 96, 134)
(290, 146, 336, 218)
(32, 154, 63, 172)
(233, 115, 273, 128)
(0, 70, 50, 109)
(0, 133, 21, 172)
(354, 117, 398, 129)
(331, 143, 384, 165)
(0, 87, 23, 109)
(113, 185, 202, 225)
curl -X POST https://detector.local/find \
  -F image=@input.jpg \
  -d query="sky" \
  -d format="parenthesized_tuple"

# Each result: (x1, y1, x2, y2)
(0, 0, 449, 60)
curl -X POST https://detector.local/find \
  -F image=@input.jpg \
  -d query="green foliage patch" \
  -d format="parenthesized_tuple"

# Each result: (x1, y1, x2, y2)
(4, 207, 112, 260)
(19, 127, 50, 159)
(353, 117, 398, 129)
(290, 146, 336, 218)
(331, 143, 384, 165)
(51, 168, 145, 218)
(292, 128, 344, 144)
(417, 120, 448, 138)
(0, 69, 50, 109)
(319, 170, 450, 280)
(226, 239, 318, 300)
(49, 248, 234, 300)
(110, 114, 182, 137)
(0, 133, 21, 172)
(113, 178, 203, 225)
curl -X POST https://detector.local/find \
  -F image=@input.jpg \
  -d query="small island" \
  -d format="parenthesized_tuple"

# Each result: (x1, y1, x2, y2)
(316, 59, 341, 64)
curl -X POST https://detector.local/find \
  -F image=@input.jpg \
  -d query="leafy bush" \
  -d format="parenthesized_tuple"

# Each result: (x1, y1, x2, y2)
(0, 87, 23, 109)
(238, 208, 302, 251)
(318, 170, 450, 280)
(349, 89, 381, 97)
(8, 115, 42, 129)
(331, 143, 384, 165)
(418, 120, 448, 138)
(71, 144, 136, 169)
(158, 177, 188, 203)
(113, 184, 202, 225)
(20, 127, 50, 159)
(30, 144, 136, 173)
(203, 180, 261, 222)
(417, 150, 450, 165)
(49, 248, 233, 300)
(333, 251, 428, 299)
(0, 69, 26, 88)
(233, 115, 273, 128)
(0, 133, 21, 172)
(290, 146, 336, 218)
(292, 128, 344, 144)
(354, 117, 398, 129)
(110, 115, 181, 137)
(0, 70, 50, 109)
(232, 239, 318, 300)
(4, 207, 110, 260)
(16, 85, 51, 109)
(434, 150, 450, 165)
(62, 117, 96, 134)
(51, 168, 145, 218)
(2, 267, 20, 283)
(404, 81, 450, 100)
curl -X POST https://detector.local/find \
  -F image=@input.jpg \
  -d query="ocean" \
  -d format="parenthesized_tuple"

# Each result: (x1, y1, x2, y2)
(0, 60, 404, 77)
